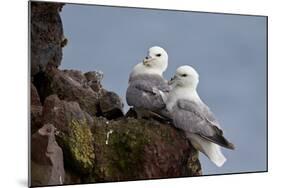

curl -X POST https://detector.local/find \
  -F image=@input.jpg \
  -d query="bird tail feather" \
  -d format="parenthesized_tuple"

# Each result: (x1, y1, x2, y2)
(189, 134, 227, 167)
(205, 143, 226, 167)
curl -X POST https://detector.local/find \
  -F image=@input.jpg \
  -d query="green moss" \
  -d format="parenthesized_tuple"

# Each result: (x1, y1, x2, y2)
(89, 117, 148, 180)
(60, 119, 95, 174)
(107, 125, 147, 178)
(88, 117, 201, 181)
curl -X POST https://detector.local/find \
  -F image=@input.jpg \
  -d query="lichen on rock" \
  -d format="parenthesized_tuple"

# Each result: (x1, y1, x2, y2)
(58, 118, 95, 175)
(41, 94, 95, 175)
(89, 117, 201, 182)
(105, 120, 147, 179)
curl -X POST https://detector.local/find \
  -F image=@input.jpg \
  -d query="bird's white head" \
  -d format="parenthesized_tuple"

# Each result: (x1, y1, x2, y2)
(142, 46, 168, 73)
(169, 65, 199, 89)
(130, 46, 168, 78)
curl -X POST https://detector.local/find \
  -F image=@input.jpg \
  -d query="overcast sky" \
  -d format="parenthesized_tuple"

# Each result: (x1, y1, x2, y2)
(60, 4, 267, 175)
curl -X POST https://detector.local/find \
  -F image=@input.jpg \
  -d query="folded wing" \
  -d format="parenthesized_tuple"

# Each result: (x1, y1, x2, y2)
(173, 99, 234, 150)
(126, 74, 171, 111)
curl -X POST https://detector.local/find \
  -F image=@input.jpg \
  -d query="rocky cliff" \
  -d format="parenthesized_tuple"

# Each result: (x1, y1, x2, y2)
(30, 2, 202, 187)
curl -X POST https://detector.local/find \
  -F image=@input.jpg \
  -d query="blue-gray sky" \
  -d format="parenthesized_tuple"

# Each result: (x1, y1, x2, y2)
(60, 4, 267, 175)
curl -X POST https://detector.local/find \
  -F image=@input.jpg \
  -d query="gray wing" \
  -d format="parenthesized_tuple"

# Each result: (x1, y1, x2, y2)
(126, 74, 170, 111)
(201, 103, 221, 127)
(173, 99, 234, 149)
(184, 100, 220, 127)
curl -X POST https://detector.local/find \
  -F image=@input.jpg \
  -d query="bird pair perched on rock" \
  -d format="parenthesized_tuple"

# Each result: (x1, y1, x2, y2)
(126, 46, 235, 167)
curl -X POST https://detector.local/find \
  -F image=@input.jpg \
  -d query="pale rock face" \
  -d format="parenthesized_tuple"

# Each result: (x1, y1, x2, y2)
(31, 123, 65, 186)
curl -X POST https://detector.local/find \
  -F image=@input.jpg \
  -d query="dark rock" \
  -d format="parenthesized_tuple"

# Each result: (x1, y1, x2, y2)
(42, 94, 67, 132)
(125, 108, 172, 124)
(31, 105, 43, 134)
(31, 123, 65, 186)
(125, 108, 138, 118)
(31, 84, 43, 134)
(30, 2, 65, 76)
(186, 147, 202, 176)
(98, 91, 124, 120)
(62, 69, 88, 87)
(64, 170, 81, 185)
(42, 95, 95, 175)
(33, 71, 53, 104)
(42, 94, 94, 131)
(31, 83, 41, 106)
(33, 67, 125, 119)
(84, 71, 103, 92)
(90, 117, 202, 182)
(34, 67, 100, 116)
(61, 35, 68, 47)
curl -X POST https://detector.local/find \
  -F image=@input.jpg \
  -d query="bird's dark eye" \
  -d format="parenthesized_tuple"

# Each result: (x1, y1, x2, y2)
(181, 74, 187, 77)
(156, 53, 161, 57)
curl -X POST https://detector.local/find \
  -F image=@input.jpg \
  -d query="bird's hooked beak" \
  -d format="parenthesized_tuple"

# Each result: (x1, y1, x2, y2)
(168, 75, 177, 85)
(143, 55, 153, 66)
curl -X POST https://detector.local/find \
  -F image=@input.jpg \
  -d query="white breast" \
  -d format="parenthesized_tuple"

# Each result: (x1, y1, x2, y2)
(166, 87, 201, 112)
(130, 63, 163, 78)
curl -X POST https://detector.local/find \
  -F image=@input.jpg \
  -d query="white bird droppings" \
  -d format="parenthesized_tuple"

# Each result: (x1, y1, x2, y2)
(105, 129, 113, 145)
